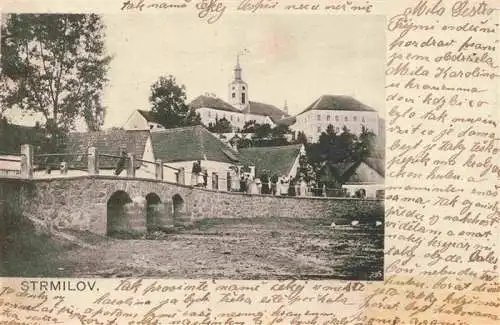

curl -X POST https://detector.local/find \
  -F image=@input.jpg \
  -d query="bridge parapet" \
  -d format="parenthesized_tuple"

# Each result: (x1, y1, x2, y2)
(16, 144, 185, 185)
(0, 174, 384, 236)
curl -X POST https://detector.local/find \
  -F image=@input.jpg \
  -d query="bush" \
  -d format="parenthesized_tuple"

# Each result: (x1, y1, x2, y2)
(0, 212, 63, 277)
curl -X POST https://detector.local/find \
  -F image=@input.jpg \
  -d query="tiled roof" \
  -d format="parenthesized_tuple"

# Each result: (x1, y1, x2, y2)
(151, 125, 240, 163)
(239, 144, 302, 177)
(63, 129, 150, 169)
(332, 158, 385, 184)
(189, 95, 241, 113)
(298, 95, 377, 116)
(243, 101, 289, 122)
(275, 116, 296, 127)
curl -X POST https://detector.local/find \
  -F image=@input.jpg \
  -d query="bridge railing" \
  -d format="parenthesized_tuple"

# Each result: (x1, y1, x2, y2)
(18, 144, 186, 185)
(0, 153, 23, 177)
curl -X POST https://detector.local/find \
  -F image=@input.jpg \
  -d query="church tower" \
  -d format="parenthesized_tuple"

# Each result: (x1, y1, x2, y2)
(228, 55, 248, 110)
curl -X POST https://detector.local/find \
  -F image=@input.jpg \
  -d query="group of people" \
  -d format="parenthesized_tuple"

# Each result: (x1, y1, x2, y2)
(191, 161, 314, 196)
(234, 173, 310, 197)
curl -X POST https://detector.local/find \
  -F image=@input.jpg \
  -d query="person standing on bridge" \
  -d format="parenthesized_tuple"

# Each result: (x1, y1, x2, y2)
(114, 150, 128, 176)
(191, 160, 201, 186)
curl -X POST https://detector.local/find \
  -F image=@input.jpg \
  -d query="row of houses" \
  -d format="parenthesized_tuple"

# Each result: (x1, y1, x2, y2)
(1, 122, 384, 198)
(125, 58, 381, 143)
(0, 57, 385, 197)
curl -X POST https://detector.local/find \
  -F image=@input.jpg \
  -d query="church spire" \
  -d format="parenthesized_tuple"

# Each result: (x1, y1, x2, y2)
(234, 54, 242, 80)
(228, 50, 249, 110)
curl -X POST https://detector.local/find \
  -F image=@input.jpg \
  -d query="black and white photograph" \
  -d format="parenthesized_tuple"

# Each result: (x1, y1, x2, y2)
(0, 13, 386, 280)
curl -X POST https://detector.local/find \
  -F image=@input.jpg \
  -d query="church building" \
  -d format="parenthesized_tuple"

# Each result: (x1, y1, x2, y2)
(189, 56, 290, 131)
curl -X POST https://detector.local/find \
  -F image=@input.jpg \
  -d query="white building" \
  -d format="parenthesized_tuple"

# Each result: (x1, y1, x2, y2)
(189, 95, 274, 130)
(123, 58, 289, 133)
(189, 57, 289, 131)
(123, 110, 166, 132)
(291, 95, 379, 142)
(149, 125, 244, 191)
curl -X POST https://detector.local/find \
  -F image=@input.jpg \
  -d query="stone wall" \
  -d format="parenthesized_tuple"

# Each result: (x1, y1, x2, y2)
(0, 176, 384, 235)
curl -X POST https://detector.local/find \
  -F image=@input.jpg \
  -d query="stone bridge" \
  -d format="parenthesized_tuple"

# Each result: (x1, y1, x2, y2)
(0, 175, 384, 236)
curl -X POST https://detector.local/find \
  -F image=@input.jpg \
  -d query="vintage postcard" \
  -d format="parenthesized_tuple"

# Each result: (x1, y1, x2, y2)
(0, 11, 385, 281)
(0, 0, 498, 324)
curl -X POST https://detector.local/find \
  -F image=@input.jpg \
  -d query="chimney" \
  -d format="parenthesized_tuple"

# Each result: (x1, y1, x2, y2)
(283, 100, 288, 114)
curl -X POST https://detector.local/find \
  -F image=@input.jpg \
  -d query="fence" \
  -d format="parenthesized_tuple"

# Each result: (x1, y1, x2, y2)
(0, 154, 22, 177)
(16, 144, 185, 185)
(9, 144, 375, 198)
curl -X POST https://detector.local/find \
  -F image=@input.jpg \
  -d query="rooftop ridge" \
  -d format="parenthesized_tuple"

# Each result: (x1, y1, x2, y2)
(240, 144, 302, 151)
(297, 94, 377, 116)
(149, 125, 205, 134)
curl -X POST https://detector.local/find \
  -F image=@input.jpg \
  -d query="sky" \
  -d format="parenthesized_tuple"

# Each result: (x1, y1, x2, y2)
(5, 13, 386, 129)
(101, 13, 385, 128)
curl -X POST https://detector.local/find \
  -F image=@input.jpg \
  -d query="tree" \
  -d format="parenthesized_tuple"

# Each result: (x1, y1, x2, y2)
(149, 75, 201, 129)
(253, 123, 272, 139)
(207, 117, 232, 133)
(1, 14, 112, 146)
(357, 125, 377, 159)
(241, 120, 257, 133)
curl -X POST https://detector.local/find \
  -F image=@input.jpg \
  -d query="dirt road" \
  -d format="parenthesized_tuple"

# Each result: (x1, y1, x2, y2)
(52, 217, 384, 280)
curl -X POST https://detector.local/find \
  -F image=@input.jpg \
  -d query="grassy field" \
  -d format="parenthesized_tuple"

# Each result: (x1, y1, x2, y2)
(1, 216, 384, 280)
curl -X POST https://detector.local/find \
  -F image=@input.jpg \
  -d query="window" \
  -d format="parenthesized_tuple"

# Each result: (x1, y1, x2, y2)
(317, 127, 321, 133)
(353, 116, 357, 122)
(345, 116, 348, 122)
(335, 116, 339, 121)
(212, 172, 219, 190)
(208, 111, 211, 118)
(230, 115, 234, 121)
(336, 127, 340, 133)
(237, 116, 240, 122)
(362, 117, 366, 122)
(317, 114, 321, 121)
(232, 92, 235, 98)
(242, 93, 246, 104)
(327, 115, 330, 121)
(242, 86, 246, 90)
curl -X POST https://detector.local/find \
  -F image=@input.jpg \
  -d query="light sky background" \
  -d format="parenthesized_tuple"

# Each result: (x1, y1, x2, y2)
(6, 13, 386, 129)
(102, 13, 385, 128)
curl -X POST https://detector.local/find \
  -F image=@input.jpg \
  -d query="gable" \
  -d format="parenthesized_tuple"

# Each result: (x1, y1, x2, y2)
(343, 161, 385, 184)
(124, 110, 151, 130)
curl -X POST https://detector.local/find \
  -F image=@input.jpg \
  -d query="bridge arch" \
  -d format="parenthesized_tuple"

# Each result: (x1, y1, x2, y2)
(172, 194, 185, 221)
(107, 190, 133, 236)
(145, 192, 162, 231)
